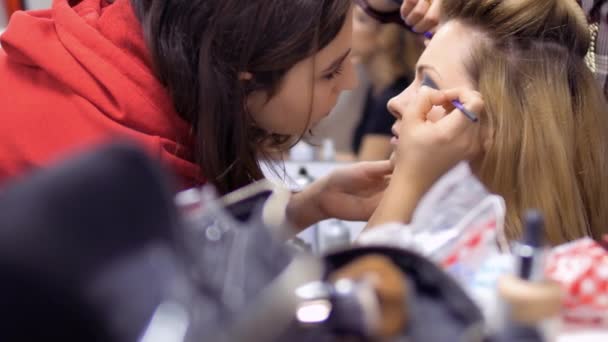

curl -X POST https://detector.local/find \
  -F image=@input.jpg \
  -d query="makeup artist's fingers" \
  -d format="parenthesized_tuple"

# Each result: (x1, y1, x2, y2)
(400, 0, 419, 25)
(434, 104, 477, 135)
(412, 0, 441, 33)
(432, 100, 483, 159)
(405, 0, 430, 27)
(359, 160, 394, 178)
(440, 87, 484, 118)
(403, 86, 447, 123)
(440, 88, 483, 106)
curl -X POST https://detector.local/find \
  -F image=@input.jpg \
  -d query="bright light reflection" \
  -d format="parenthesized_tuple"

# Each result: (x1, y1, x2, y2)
(296, 300, 332, 323)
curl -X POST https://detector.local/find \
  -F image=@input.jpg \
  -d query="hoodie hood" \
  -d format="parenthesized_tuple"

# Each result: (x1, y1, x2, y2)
(0, 0, 202, 188)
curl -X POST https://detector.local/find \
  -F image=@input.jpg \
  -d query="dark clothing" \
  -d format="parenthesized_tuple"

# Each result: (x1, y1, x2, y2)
(352, 76, 411, 154)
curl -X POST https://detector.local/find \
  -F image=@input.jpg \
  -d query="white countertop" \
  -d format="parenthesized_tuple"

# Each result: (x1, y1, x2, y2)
(558, 330, 608, 342)
(0, 28, 5, 48)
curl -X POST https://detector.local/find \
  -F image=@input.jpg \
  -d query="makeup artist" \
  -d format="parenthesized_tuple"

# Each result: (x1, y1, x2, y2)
(0, 0, 479, 231)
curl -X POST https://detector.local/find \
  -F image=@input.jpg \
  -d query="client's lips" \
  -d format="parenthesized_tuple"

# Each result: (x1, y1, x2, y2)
(391, 126, 399, 146)
(391, 126, 399, 138)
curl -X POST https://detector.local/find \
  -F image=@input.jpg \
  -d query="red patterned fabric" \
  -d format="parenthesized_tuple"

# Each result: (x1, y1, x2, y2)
(546, 238, 608, 327)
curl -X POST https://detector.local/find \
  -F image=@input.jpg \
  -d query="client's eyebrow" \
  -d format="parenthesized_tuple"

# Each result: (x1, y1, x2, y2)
(416, 64, 442, 81)
(322, 49, 351, 74)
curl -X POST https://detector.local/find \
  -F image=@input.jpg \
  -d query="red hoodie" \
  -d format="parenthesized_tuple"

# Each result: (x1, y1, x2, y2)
(0, 0, 203, 188)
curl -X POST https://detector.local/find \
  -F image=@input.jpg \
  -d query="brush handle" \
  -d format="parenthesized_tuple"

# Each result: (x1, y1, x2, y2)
(451, 100, 479, 122)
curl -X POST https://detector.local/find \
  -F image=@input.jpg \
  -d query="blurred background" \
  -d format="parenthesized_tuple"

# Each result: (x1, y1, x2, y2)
(1, 1, 52, 28)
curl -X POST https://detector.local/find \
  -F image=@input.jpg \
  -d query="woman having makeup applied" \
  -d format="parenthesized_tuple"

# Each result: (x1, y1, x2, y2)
(369, 0, 608, 245)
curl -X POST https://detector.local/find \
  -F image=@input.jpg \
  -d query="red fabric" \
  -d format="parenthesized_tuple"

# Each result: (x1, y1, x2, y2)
(0, 0, 203, 189)
(546, 238, 608, 327)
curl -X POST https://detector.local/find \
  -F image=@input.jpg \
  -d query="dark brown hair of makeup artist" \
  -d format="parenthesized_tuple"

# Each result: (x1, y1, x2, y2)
(130, 0, 351, 194)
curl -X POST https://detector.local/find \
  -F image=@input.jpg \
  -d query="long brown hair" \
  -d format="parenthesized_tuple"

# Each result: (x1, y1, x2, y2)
(442, 0, 608, 244)
(131, 0, 352, 194)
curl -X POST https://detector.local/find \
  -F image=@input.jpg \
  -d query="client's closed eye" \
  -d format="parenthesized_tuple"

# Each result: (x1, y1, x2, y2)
(421, 74, 440, 90)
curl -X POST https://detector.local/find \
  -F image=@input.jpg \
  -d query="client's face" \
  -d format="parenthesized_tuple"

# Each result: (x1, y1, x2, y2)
(387, 20, 483, 162)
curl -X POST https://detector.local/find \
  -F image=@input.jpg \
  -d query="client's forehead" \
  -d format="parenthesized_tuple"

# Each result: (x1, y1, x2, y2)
(417, 21, 480, 89)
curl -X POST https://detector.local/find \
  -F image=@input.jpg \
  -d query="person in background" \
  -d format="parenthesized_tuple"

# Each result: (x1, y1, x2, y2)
(369, 0, 608, 245)
(347, 3, 423, 161)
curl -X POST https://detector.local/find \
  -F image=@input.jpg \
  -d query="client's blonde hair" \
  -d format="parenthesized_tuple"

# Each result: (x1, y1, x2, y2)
(442, 0, 608, 244)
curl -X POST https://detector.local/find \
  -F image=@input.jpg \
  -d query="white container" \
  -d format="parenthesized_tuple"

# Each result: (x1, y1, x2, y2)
(24, 0, 53, 10)
(317, 219, 351, 255)
(0, 3, 7, 29)
(319, 139, 336, 162)
(289, 141, 315, 162)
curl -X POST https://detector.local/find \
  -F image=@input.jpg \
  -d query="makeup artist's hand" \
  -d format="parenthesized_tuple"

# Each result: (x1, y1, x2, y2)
(366, 87, 483, 228)
(287, 161, 393, 230)
(392, 86, 483, 190)
(401, 0, 442, 33)
(317, 161, 393, 220)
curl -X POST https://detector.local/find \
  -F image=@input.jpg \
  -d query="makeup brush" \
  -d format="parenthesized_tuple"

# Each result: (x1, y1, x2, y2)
(421, 74, 479, 122)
